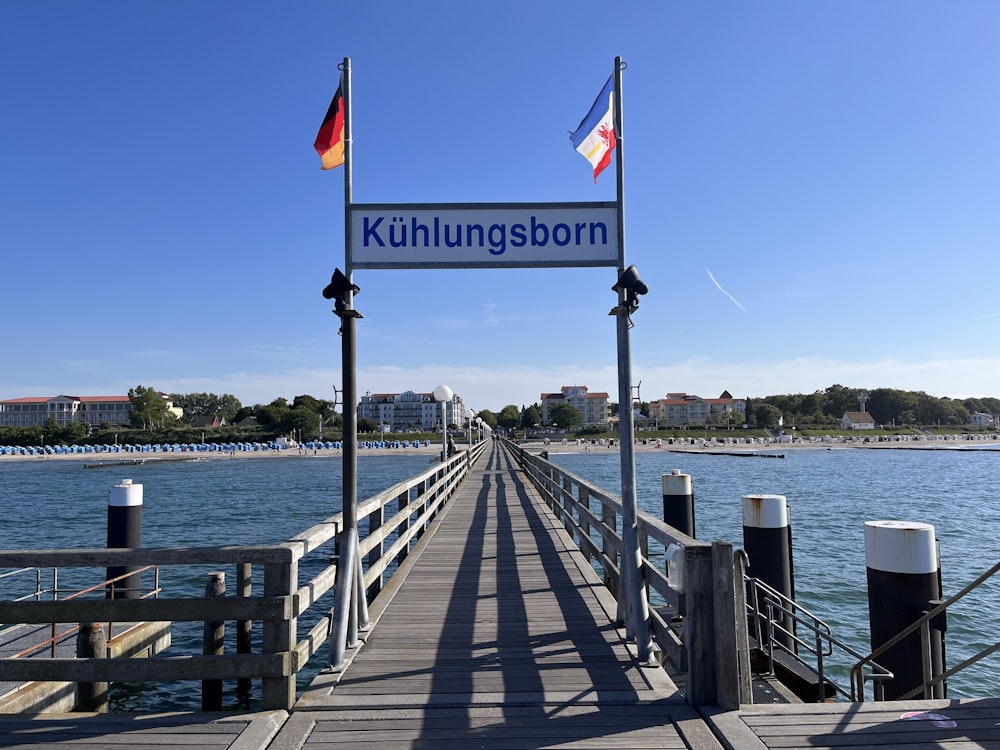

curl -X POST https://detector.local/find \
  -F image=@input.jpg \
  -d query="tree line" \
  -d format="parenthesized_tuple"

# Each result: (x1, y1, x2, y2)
(2, 384, 995, 448)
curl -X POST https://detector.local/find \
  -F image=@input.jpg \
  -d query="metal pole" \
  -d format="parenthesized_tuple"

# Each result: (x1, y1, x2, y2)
(611, 55, 653, 663)
(339, 56, 361, 640)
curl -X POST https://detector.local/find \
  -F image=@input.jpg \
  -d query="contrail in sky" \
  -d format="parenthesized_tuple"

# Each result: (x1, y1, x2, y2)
(705, 268, 748, 313)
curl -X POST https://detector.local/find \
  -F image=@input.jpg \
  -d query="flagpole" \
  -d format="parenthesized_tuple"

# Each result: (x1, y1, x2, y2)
(612, 55, 654, 663)
(329, 55, 364, 670)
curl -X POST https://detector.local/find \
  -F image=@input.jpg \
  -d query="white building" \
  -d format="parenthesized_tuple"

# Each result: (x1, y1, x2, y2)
(357, 390, 467, 431)
(840, 411, 876, 430)
(647, 391, 747, 428)
(0, 393, 183, 430)
(539, 386, 611, 427)
(969, 411, 997, 427)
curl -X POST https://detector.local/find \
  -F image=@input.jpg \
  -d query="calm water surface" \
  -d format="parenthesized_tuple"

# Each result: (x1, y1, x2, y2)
(1, 447, 997, 705)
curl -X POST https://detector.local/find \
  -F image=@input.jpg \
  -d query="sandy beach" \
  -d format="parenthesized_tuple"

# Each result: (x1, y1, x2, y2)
(2, 433, 996, 463)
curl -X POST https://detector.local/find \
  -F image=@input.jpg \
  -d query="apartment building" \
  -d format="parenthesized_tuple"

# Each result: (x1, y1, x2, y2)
(357, 390, 467, 431)
(539, 385, 611, 427)
(647, 391, 747, 428)
(0, 393, 183, 429)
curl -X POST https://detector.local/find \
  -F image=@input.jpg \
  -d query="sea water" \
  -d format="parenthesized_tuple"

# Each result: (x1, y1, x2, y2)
(1, 447, 997, 706)
(548, 446, 1000, 699)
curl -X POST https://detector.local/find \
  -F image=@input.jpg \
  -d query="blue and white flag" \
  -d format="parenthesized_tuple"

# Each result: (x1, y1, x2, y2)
(569, 75, 615, 183)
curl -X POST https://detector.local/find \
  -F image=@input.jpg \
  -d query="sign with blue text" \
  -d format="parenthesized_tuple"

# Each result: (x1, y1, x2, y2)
(350, 202, 618, 269)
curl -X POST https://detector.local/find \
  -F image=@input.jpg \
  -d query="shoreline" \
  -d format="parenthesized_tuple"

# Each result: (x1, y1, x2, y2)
(2, 434, 997, 464)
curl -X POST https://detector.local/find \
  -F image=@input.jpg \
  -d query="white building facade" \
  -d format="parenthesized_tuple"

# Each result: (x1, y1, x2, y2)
(357, 390, 467, 431)
(0, 394, 183, 429)
(647, 391, 747, 428)
(539, 386, 611, 427)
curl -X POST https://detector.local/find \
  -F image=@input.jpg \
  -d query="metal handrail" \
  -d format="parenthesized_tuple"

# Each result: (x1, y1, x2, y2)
(744, 575, 892, 701)
(849, 559, 1000, 701)
(6, 566, 161, 659)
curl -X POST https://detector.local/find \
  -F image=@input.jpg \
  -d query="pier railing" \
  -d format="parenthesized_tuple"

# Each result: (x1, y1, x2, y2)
(742, 567, 892, 701)
(850, 558, 1000, 701)
(503, 440, 742, 708)
(0, 441, 489, 711)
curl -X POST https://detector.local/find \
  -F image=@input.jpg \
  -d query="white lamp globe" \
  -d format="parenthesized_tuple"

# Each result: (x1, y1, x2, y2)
(433, 385, 453, 402)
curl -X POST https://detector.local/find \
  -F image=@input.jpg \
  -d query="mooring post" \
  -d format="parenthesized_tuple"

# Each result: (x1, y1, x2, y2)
(742, 494, 795, 651)
(106, 479, 142, 599)
(865, 520, 945, 699)
(75, 622, 108, 712)
(236, 563, 252, 708)
(662, 469, 694, 537)
(202, 571, 226, 711)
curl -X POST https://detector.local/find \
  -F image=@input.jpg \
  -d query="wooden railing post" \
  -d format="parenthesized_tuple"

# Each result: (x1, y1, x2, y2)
(579, 486, 592, 564)
(414, 480, 427, 540)
(202, 571, 226, 711)
(682, 544, 716, 706)
(75, 622, 107, 713)
(397, 488, 412, 565)
(562, 474, 574, 533)
(262, 558, 296, 710)
(236, 562, 252, 708)
(712, 541, 740, 709)
(602, 502, 618, 597)
(367, 503, 384, 599)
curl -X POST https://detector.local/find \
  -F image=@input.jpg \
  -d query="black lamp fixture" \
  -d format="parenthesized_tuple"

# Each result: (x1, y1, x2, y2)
(322, 268, 363, 320)
(610, 264, 649, 316)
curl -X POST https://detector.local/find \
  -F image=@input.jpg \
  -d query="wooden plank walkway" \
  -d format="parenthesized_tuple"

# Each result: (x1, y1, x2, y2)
(0, 710, 288, 749)
(277, 440, 723, 749)
(704, 698, 1000, 749)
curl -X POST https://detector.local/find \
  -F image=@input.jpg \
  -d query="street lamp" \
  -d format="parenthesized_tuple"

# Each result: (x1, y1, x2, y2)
(476, 416, 483, 442)
(433, 385, 453, 463)
(465, 409, 475, 448)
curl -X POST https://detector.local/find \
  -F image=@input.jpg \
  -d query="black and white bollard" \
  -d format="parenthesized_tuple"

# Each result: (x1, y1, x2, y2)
(662, 469, 695, 537)
(742, 494, 795, 650)
(865, 520, 945, 700)
(106, 479, 142, 599)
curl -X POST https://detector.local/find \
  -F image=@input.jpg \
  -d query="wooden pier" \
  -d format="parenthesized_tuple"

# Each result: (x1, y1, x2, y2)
(275, 440, 718, 749)
(2, 440, 999, 748)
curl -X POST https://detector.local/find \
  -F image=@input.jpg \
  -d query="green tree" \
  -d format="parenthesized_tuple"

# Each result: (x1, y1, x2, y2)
(292, 394, 321, 413)
(753, 403, 783, 429)
(128, 386, 173, 430)
(357, 418, 378, 433)
(285, 408, 321, 440)
(255, 398, 290, 430)
(549, 403, 583, 430)
(496, 405, 520, 430)
(477, 409, 497, 428)
(822, 384, 860, 419)
(520, 404, 541, 429)
(169, 392, 242, 422)
(868, 388, 917, 427)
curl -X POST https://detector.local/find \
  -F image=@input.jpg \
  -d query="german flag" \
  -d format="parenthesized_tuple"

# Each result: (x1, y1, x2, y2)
(314, 83, 345, 170)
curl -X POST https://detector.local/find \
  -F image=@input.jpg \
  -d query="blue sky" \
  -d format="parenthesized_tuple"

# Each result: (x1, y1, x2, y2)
(2, 2, 998, 414)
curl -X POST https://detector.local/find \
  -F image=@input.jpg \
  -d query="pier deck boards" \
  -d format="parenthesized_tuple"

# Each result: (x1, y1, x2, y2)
(705, 698, 1000, 749)
(0, 710, 287, 749)
(279, 441, 722, 749)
